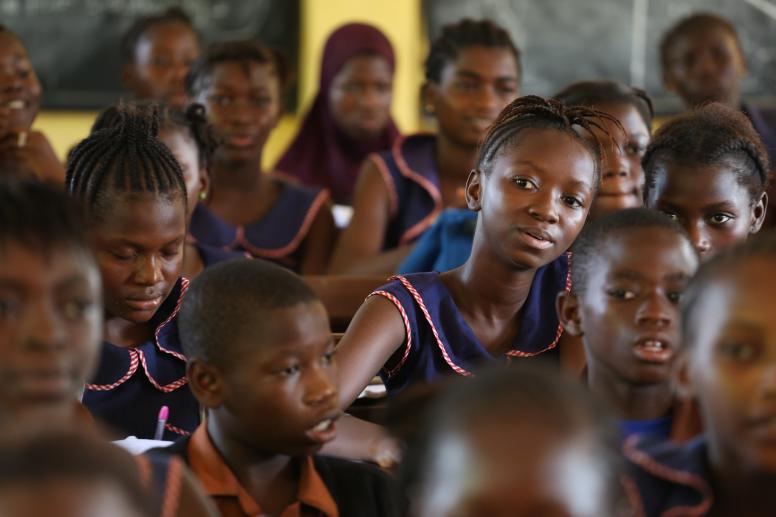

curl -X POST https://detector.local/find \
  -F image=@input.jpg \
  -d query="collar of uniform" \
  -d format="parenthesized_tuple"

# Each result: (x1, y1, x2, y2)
(187, 423, 338, 517)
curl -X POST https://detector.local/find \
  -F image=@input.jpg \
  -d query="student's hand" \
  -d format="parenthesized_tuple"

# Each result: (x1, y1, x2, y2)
(0, 130, 66, 185)
(370, 433, 402, 470)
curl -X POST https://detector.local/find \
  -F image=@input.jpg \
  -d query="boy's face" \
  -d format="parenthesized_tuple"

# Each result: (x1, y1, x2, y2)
(468, 128, 596, 270)
(123, 21, 199, 108)
(209, 301, 340, 456)
(686, 257, 776, 473)
(646, 158, 766, 261)
(569, 227, 697, 386)
(418, 417, 615, 517)
(0, 242, 101, 418)
(89, 194, 186, 324)
(663, 25, 746, 108)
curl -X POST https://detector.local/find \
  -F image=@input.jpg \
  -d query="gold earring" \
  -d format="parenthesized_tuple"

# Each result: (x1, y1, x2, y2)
(199, 191, 207, 201)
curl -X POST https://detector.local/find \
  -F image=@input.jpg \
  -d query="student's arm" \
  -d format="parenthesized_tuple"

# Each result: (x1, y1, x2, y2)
(0, 130, 65, 186)
(299, 201, 337, 275)
(320, 414, 400, 469)
(328, 159, 412, 275)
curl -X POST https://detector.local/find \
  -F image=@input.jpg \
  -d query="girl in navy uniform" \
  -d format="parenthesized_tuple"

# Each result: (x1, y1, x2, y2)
(625, 233, 776, 516)
(187, 40, 336, 274)
(92, 102, 246, 280)
(643, 102, 769, 261)
(554, 80, 653, 220)
(336, 95, 617, 403)
(329, 19, 521, 275)
(67, 104, 199, 441)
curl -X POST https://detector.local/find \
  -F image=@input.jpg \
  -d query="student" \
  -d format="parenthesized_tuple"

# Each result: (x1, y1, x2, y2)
(187, 40, 336, 274)
(555, 80, 653, 219)
(0, 180, 217, 517)
(153, 258, 403, 516)
(0, 428, 154, 517)
(276, 23, 399, 204)
(67, 105, 199, 440)
(329, 18, 521, 275)
(557, 208, 700, 442)
(404, 366, 624, 517)
(120, 7, 200, 108)
(92, 102, 246, 279)
(624, 232, 776, 516)
(643, 102, 769, 260)
(660, 12, 776, 225)
(0, 26, 64, 184)
(336, 95, 617, 406)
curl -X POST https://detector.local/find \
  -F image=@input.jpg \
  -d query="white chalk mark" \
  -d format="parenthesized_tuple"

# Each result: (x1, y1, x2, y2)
(630, 0, 649, 87)
(744, 0, 776, 21)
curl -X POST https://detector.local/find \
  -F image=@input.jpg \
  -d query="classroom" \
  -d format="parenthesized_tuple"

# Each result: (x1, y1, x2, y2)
(1, 0, 776, 515)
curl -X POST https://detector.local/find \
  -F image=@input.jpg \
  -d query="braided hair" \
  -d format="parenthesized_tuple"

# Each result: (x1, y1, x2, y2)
(120, 7, 198, 65)
(642, 102, 770, 202)
(476, 95, 622, 188)
(425, 18, 521, 83)
(66, 103, 187, 221)
(553, 80, 654, 130)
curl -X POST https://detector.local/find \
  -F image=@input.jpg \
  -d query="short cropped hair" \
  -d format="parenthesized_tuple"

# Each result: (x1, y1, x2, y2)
(0, 180, 91, 258)
(571, 208, 691, 295)
(553, 79, 655, 130)
(178, 259, 319, 367)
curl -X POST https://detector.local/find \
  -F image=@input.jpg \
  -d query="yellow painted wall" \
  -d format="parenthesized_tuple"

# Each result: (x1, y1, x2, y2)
(34, 0, 425, 169)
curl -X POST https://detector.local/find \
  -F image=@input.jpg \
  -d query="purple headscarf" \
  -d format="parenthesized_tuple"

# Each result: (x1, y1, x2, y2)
(275, 23, 400, 204)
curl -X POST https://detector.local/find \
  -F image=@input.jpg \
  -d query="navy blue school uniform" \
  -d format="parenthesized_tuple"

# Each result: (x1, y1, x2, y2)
(83, 278, 199, 441)
(192, 240, 249, 267)
(369, 133, 443, 249)
(623, 435, 713, 517)
(742, 103, 776, 227)
(372, 252, 571, 395)
(188, 178, 330, 272)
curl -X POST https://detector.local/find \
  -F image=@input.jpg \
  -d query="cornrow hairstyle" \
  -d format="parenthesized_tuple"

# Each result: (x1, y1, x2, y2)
(642, 102, 770, 203)
(570, 208, 692, 295)
(0, 427, 153, 517)
(553, 80, 655, 130)
(93, 102, 218, 172)
(66, 103, 187, 222)
(660, 13, 741, 71)
(186, 39, 289, 97)
(179, 258, 319, 369)
(476, 95, 623, 189)
(425, 18, 521, 83)
(0, 179, 92, 259)
(403, 366, 622, 510)
(681, 231, 776, 350)
(120, 7, 197, 65)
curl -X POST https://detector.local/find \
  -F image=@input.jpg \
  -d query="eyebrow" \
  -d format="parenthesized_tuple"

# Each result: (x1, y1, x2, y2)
(454, 70, 518, 82)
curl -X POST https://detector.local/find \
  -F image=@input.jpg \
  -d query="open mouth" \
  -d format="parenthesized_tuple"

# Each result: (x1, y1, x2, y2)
(304, 412, 341, 444)
(7, 99, 27, 110)
(632, 338, 673, 364)
(518, 228, 554, 250)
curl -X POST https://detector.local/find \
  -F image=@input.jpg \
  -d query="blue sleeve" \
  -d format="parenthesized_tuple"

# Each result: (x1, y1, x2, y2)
(396, 218, 444, 274)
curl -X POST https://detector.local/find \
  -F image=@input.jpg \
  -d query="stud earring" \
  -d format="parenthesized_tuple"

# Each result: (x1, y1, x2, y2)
(199, 191, 207, 201)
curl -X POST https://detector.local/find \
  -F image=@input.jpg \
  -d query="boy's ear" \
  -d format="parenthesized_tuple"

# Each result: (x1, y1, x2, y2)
(120, 64, 136, 92)
(674, 351, 695, 400)
(556, 291, 584, 337)
(465, 169, 483, 211)
(421, 82, 436, 114)
(186, 359, 225, 409)
(662, 68, 676, 94)
(750, 191, 768, 234)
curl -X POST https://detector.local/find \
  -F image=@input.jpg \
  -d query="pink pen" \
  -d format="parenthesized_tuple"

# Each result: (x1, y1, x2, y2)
(153, 406, 169, 441)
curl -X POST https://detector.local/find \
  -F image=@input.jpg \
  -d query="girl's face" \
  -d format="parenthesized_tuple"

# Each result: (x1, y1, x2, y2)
(686, 257, 776, 474)
(587, 103, 649, 219)
(123, 21, 199, 108)
(646, 158, 766, 260)
(0, 242, 101, 417)
(0, 32, 41, 134)
(198, 60, 282, 165)
(89, 193, 186, 324)
(158, 127, 207, 220)
(467, 128, 596, 270)
(328, 54, 393, 141)
(425, 46, 519, 148)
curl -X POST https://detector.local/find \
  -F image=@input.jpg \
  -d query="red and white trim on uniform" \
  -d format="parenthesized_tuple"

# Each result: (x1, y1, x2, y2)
(370, 153, 399, 217)
(622, 436, 713, 517)
(85, 278, 190, 393)
(369, 290, 413, 378)
(393, 135, 443, 245)
(237, 189, 330, 259)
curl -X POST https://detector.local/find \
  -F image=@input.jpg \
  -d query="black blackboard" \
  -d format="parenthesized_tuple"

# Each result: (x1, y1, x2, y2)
(1, 0, 299, 109)
(424, 0, 776, 114)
